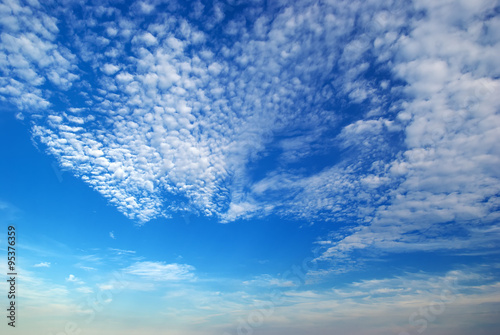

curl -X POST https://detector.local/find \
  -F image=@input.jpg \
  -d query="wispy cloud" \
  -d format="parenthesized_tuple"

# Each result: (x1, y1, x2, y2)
(243, 274, 296, 288)
(0, 0, 78, 111)
(78, 265, 97, 271)
(0, 199, 20, 223)
(206, 266, 499, 335)
(123, 261, 195, 281)
(314, 0, 500, 262)
(34, 262, 51, 268)
(109, 248, 136, 255)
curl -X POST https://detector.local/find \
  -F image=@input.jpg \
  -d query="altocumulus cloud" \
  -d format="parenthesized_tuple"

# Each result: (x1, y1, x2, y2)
(1, 0, 499, 261)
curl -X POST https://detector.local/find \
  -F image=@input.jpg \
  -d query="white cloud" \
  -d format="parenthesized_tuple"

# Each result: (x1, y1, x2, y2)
(0, 0, 78, 110)
(115, 71, 134, 83)
(109, 248, 136, 255)
(0, 266, 77, 325)
(33, 262, 50, 268)
(97, 279, 155, 292)
(79, 254, 102, 264)
(132, 32, 157, 46)
(79, 266, 97, 271)
(243, 274, 296, 288)
(315, 0, 500, 262)
(66, 274, 84, 285)
(101, 63, 120, 75)
(123, 261, 195, 281)
(259, 268, 500, 334)
(109, 231, 116, 239)
(30, 0, 368, 223)
(142, 266, 500, 334)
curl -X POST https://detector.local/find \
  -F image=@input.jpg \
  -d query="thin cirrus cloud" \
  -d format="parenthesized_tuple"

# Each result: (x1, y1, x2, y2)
(33, 262, 51, 268)
(0, 0, 499, 265)
(107, 265, 498, 335)
(249, 268, 500, 335)
(243, 274, 297, 288)
(123, 261, 196, 281)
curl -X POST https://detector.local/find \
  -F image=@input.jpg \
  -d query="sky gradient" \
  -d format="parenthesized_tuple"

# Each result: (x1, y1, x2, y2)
(1, 0, 500, 334)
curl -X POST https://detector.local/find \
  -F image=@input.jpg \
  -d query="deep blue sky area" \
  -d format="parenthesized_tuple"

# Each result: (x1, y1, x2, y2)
(1, 0, 500, 334)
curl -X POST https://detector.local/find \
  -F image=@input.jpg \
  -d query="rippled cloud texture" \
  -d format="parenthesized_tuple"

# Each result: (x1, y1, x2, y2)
(5, 0, 498, 255)
(1, 0, 500, 334)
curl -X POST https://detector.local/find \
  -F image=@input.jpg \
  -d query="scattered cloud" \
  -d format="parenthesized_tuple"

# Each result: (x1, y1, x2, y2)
(79, 265, 97, 271)
(123, 261, 195, 281)
(66, 274, 84, 285)
(79, 254, 102, 263)
(0, 0, 78, 110)
(109, 248, 136, 255)
(314, 0, 500, 262)
(34, 262, 51, 268)
(243, 274, 296, 288)
(1, 1, 499, 333)
(186, 266, 494, 335)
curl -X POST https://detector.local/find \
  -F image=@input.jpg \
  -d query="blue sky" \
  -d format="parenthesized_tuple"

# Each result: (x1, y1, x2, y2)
(1, 0, 500, 334)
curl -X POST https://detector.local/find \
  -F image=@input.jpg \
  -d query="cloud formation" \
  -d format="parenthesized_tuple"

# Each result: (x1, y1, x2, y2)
(315, 0, 500, 261)
(34, 262, 51, 268)
(123, 261, 195, 281)
(1, 0, 499, 265)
